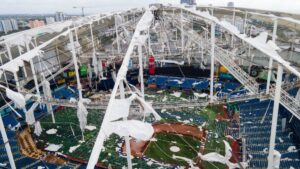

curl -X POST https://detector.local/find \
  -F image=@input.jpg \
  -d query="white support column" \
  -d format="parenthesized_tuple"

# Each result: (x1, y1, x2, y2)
(75, 27, 79, 44)
(30, 59, 40, 96)
(18, 45, 28, 80)
(243, 11, 248, 34)
(148, 27, 151, 55)
(13, 72, 21, 92)
(181, 8, 184, 54)
(69, 30, 83, 101)
(267, 64, 283, 169)
(25, 41, 30, 53)
(70, 29, 85, 141)
(90, 24, 96, 55)
(115, 15, 121, 54)
(138, 44, 145, 98)
(0, 115, 16, 169)
(231, 8, 236, 48)
(5, 43, 12, 60)
(232, 8, 236, 26)
(119, 80, 133, 169)
(0, 55, 8, 87)
(34, 37, 38, 47)
(210, 7, 214, 16)
(210, 22, 215, 103)
(266, 18, 278, 94)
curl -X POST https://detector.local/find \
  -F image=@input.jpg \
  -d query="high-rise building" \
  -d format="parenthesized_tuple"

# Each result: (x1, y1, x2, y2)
(55, 12, 65, 22)
(1, 20, 13, 34)
(0, 19, 19, 34)
(46, 17, 56, 25)
(0, 23, 4, 33)
(180, 0, 196, 5)
(10, 19, 19, 31)
(28, 20, 45, 28)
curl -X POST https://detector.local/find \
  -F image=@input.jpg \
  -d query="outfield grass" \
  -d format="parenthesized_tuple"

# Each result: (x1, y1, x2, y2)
(36, 89, 230, 169)
(145, 133, 201, 166)
(37, 107, 104, 160)
(37, 107, 170, 168)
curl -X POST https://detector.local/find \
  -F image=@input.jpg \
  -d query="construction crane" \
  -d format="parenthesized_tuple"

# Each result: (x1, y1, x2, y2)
(73, 6, 89, 17)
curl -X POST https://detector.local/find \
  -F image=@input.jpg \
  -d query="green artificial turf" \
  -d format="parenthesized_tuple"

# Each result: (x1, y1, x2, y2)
(36, 88, 230, 169)
(145, 133, 201, 166)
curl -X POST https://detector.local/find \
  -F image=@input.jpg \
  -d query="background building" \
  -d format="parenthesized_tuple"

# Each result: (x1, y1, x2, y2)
(0, 19, 18, 34)
(46, 17, 55, 25)
(55, 12, 65, 22)
(180, 0, 197, 5)
(28, 20, 45, 28)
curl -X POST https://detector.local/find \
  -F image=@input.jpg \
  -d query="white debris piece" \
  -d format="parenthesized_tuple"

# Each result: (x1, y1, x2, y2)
(147, 161, 153, 166)
(45, 144, 62, 152)
(170, 146, 180, 152)
(173, 155, 199, 169)
(150, 138, 157, 142)
(34, 121, 43, 136)
(85, 125, 97, 131)
(171, 92, 181, 98)
(287, 146, 297, 152)
(194, 92, 208, 98)
(46, 129, 58, 135)
(105, 120, 154, 141)
(69, 145, 81, 153)
(69, 97, 77, 103)
(279, 137, 284, 143)
(170, 79, 183, 84)
(162, 96, 167, 102)
(0, 163, 7, 167)
(6, 88, 26, 109)
(199, 140, 248, 169)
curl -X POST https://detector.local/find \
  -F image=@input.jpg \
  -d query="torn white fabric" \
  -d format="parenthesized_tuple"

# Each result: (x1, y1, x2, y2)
(85, 125, 97, 131)
(97, 59, 103, 78)
(134, 94, 161, 121)
(45, 143, 62, 152)
(6, 88, 26, 109)
(108, 98, 132, 122)
(34, 121, 42, 136)
(105, 120, 154, 141)
(194, 92, 208, 98)
(199, 140, 248, 169)
(42, 79, 52, 97)
(69, 144, 81, 153)
(77, 100, 89, 132)
(26, 102, 39, 125)
(92, 53, 98, 76)
(46, 128, 57, 135)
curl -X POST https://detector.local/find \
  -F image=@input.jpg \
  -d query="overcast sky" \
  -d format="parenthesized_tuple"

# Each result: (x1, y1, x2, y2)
(0, 0, 299, 15)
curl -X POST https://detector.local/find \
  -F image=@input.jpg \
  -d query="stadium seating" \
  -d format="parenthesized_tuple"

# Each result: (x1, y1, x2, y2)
(237, 100, 300, 169)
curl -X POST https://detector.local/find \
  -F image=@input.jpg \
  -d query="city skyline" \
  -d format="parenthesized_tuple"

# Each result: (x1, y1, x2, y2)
(0, 0, 299, 15)
(0, 0, 179, 15)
